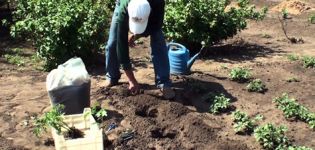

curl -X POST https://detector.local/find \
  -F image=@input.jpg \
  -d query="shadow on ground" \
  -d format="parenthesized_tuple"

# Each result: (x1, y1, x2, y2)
(200, 40, 285, 63)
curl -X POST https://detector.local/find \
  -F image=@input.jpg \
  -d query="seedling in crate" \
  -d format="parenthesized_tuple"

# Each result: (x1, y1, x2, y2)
(232, 110, 263, 134)
(229, 67, 251, 82)
(254, 124, 290, 150)
(246, 79, 267, 93)
(209, 94, 231, 114)
(33, 104, 84, 139)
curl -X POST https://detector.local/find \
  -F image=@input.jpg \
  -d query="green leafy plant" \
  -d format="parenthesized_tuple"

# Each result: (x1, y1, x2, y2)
(274, 93, 315, 129)
(4, 54, 25, 66)
(90, 103, 107, 123)
(287, 54, 299, 61)
(229, 67, 251, 82)
(33, 104, 84, 138)
(209, 94, 231, 114)
(246, 79, 267, 93)
(164, 0, 267, 50)
(254, 124, 290, 150)
(10, 0, 110, 70)
(309, 14, 315, 24)
(301, 56, 315, 68)
(232, 110, 263, 134)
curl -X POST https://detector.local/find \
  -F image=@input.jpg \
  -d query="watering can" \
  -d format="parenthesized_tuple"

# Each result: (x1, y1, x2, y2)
(167, 42, 204, 75)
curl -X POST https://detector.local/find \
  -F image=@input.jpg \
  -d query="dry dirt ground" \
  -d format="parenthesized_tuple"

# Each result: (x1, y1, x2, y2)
(1, 0, 315, 149)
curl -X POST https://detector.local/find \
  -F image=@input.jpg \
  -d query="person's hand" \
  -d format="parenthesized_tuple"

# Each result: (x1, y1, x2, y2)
(128, 80, 140, 95)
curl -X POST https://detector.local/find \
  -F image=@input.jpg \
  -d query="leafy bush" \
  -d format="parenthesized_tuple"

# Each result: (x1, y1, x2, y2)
(11, 0, 110, 70)
(164, 0, 267, 50)
(246, 79, 267, 93)
(232, 110, 262, 134)
(254, 124, 290, 150)
(273, 93, 315, 129)
(229, 67, 251, 82)
(209, 94, 231, 114)
(301, 56, 315, 68)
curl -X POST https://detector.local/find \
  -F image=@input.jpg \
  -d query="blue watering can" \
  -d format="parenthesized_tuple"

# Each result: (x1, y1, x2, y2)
(168, 42, 204, 75)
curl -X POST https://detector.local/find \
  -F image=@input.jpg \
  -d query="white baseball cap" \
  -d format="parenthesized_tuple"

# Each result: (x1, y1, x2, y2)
(128, 0, 151, 34)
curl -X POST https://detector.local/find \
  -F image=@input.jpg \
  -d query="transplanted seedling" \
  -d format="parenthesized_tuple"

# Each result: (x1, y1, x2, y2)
(287, 54, 299, 61)
(33, 104, 84, 139)
(301, 56, 315, 68)
(246, 79, 267, 93)
(254, 124, 290, 150)
(209, 94, 231, 114)
(91, 102, 108, 123)
(232, 110, 263, 134)
(229, 67, 251, 82)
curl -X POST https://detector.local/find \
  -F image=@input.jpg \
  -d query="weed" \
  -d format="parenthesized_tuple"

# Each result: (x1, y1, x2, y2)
(246, 79, 267, 93)
(229, 67, 251, 82)
(287, 54, 299, 61)
(301, 56, 315, 68)
(209, 94, 231, 114)
(254, 124, 290, 150)
(232, 110, 263, 134)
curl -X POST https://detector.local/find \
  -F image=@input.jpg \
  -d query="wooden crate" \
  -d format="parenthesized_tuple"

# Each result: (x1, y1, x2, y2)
(51, 108, 103, 150)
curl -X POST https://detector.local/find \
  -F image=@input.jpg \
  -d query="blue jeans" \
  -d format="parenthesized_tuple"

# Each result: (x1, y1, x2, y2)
(105, 4, 171, 88)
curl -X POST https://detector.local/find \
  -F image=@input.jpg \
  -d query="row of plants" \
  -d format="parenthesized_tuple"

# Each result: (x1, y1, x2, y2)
(273, 93, 315, 129)
(229, 67, 267, 93)
(205, 93, 313, 149)
(287, 54, 315, 68)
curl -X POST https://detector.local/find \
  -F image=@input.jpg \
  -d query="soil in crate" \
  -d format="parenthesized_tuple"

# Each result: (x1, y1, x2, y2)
(63, 127, 85, 139)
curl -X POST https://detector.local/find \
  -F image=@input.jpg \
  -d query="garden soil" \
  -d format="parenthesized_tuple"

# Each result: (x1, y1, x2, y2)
(1, 0, 315, 149)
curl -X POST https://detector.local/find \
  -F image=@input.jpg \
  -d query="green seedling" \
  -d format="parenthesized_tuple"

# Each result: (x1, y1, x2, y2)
(286, 77, 300, 83)
(287, 54, 299, 61)
(254, 124, 290, 150)
(33, 104, 84, 138)
(309, 14, 315, 24)
(281, 9, 289, 19)
(209, 94, 231, 114)
(246, 79, 267, 93)
(229, 67, 251, 82)
(232, 110, 263, 134)
(274, 93, 315, 129)
(85, 102, 107, 123)
(301, 56, 315, 68)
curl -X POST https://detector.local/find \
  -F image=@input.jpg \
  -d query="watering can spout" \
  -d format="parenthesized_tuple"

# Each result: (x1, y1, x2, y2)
(187, 52, 200, 70)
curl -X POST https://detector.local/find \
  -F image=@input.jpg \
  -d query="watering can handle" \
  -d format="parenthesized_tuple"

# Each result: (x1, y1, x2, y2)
(167, 43, 187, 51)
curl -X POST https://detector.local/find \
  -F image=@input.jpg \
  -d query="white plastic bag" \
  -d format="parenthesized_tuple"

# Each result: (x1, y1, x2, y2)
(46, 57, 90, 91)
